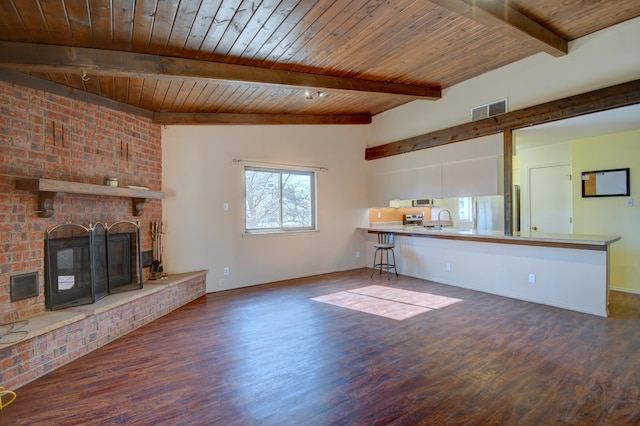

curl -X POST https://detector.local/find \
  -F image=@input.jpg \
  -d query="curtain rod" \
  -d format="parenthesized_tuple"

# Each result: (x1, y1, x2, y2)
(232, 158, 328, 171)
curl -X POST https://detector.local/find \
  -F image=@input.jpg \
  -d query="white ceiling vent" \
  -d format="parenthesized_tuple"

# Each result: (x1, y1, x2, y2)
(471, 98, 508, 121)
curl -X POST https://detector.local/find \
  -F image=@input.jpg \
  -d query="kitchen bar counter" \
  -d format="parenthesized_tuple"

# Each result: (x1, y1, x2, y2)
(360, 226, 620, 317)
(362, 225, 621, 251)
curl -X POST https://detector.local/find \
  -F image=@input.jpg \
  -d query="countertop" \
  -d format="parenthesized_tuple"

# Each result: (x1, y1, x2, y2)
(361, 225, 621, 251)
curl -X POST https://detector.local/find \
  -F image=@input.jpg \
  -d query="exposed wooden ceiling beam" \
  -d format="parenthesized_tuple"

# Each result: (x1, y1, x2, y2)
(0, 70, 371, 125)
(431, 0, 568, 57)
(153, 113, 372, 125)
(0, 41, 441, 100)
(365, 79, 640, 160)
(0, 70, 154, 119)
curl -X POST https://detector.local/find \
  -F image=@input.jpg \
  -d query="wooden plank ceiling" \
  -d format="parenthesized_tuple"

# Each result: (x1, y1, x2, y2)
(0, 0, 638, 125)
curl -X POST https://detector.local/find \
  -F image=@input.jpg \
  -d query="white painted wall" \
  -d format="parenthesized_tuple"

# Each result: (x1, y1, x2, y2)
(368, 17, 640, 147)
(162, 125, 370, 292)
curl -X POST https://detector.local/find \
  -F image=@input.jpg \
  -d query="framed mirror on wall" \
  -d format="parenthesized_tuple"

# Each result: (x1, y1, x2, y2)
(581, 168, 630, 197)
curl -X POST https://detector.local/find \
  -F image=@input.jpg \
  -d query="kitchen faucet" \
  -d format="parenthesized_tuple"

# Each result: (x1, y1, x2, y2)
(437, 209, 452, 230)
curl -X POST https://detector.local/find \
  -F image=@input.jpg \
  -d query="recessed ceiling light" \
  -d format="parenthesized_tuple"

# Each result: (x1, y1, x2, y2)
(304, 90, 327, 100)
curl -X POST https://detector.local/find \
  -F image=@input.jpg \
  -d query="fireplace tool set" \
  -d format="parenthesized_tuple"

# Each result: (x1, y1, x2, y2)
(150, 220, 167, 280)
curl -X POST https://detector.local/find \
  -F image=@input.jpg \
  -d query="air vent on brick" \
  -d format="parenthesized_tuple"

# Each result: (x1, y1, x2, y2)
(470, 98, 508, 121)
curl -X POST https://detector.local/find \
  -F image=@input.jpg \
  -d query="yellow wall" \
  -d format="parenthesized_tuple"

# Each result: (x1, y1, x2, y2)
(572, 129, 640, 293)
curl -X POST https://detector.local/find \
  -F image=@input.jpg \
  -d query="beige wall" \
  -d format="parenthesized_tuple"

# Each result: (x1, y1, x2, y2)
(162, 125, 369, 292)
(572, 130, 640, 293)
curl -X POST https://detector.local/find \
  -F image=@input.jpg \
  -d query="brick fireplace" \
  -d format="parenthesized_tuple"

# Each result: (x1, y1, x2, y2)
(0, 80, 207, 390)
(0, 80, 162, 323)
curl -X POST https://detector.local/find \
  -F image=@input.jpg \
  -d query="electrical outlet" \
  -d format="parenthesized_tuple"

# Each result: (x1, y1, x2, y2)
(627, 198, 633, 207)
(223, 203, 229, 211)
(529, 273, 536, 283)
(356, 251, 360, 258)
(223, 267, 229, 275)
(446, 263, 451, 271)
(218, 279, 223, 286)
(377, 211, 382, 218)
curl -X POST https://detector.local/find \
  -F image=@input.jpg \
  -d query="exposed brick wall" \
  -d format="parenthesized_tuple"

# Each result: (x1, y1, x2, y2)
(0, 80, 163, 324)
(0, 273, 206, 390)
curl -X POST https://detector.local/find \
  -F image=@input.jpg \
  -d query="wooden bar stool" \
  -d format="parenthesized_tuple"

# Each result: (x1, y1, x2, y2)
(371, 232, 398, 279)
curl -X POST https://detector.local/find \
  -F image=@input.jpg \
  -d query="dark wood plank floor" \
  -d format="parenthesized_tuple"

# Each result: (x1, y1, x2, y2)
(2, 268, 639, 425)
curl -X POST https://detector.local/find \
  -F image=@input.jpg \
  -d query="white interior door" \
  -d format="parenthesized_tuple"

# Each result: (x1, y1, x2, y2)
(529, 165, 572, 233)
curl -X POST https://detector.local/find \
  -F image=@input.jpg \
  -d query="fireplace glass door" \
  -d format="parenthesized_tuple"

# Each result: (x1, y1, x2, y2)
(106, 221, 143, 294)
(45, 224, 94, 310)
(45, 221, 143, 310)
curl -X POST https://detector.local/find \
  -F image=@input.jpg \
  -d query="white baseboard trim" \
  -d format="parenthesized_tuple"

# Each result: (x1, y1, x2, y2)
(610, 286, 640, 295)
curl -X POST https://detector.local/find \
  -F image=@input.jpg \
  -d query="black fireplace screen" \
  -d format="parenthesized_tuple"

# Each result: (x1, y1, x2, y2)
(45, 221, 143, 310)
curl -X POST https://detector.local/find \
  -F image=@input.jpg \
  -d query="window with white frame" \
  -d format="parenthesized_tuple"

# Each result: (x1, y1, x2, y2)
(244, 166, 316, 233)
(458, 196, 473, 222)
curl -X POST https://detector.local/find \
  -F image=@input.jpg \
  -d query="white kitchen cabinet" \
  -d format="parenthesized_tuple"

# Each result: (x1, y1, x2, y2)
(442, 155, 504, 197)
(368, 165, 443, 207)
(368, 171, 396, 207)
(390, 169, 413, 200)
(368, 170, 416, 207)
(414, 164, 442, 199)
(368, 156, 502, 206)
(384, 165, 443, 201)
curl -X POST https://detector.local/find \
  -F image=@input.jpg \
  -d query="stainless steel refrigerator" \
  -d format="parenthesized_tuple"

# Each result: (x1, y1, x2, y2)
(473, 195, 504, 231)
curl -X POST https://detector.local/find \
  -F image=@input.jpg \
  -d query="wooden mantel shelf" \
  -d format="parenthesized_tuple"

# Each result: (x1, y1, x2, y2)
(15, 178, 165, 218)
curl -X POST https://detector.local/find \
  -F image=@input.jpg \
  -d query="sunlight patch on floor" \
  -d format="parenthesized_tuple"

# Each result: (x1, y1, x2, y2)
(312, 285, 463, 320)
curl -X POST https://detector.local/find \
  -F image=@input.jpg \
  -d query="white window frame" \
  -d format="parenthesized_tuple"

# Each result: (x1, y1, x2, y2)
(458, 196, 473, 222)
(244, 166, 317, 234)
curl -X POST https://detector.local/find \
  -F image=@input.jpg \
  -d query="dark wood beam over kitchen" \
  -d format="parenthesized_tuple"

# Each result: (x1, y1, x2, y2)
(0, 42, 441, 100)
(153, 113, 371, 126)
(431, 0, 568, 57)
(365, 79, 640, 160)
(503, 130, 514, 236)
